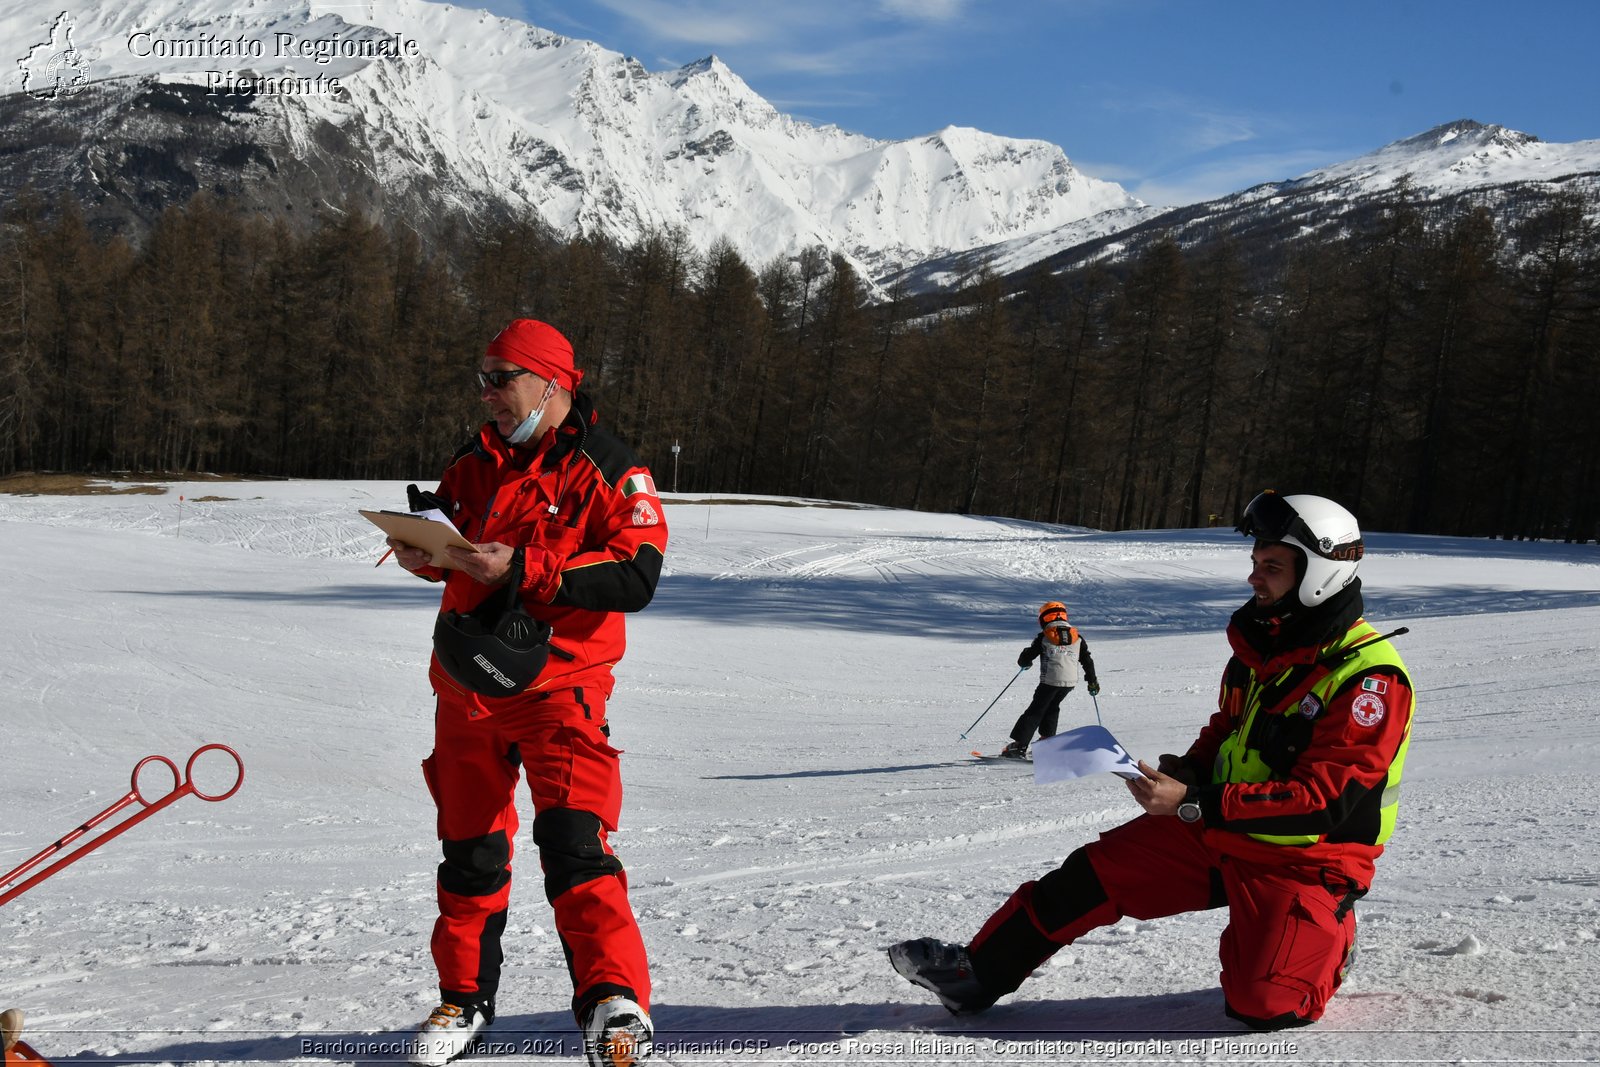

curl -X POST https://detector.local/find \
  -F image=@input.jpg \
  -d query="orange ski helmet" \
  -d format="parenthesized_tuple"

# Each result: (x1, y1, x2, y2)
(1038, 601, 1068, 627)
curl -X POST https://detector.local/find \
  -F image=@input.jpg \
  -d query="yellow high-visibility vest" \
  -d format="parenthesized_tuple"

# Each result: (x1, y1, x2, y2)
(1213, 622, 1412, 846)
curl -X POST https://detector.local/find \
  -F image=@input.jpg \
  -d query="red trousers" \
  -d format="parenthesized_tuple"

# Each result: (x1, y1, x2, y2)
(421, 688, 650, 1020)
(971, 814, 1359, 1027)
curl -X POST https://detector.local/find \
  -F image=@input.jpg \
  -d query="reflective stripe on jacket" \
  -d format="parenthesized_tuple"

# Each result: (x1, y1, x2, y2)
(1187, 619, 1414, 876)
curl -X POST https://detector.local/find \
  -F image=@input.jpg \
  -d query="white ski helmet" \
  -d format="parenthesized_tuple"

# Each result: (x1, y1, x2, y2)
(1237, 491, 1363, 607)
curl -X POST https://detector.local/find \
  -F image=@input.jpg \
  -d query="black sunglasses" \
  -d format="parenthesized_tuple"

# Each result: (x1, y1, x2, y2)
(477, 368, 534, 390)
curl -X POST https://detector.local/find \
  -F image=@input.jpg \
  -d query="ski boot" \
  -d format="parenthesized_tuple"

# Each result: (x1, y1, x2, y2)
(888, 938, 997, 1014)
(410, 999, 492, 1066)
(581, 995, 653, 1067)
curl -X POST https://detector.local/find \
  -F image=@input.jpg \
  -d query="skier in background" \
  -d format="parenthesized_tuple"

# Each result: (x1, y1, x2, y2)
(387, 319, 667, 1067)
(891, 492, 1415, 1031)
(1000, 601, 1100, 758)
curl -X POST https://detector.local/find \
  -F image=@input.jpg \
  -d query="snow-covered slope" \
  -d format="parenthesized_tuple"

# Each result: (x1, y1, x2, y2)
(2, 480, 1598, 1065)
(0, 0, 1140, 293)
(945, 119, 1600, 289)
(1290, 119, 1600, 196)
(1195, 119, 1600, 235)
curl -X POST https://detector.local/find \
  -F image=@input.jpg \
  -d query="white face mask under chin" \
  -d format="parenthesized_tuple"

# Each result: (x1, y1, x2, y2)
(506, 375, 560, 445)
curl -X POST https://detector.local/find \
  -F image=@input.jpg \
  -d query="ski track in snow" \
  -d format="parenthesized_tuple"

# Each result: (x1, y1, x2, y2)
(2, 483, 1599, 1065)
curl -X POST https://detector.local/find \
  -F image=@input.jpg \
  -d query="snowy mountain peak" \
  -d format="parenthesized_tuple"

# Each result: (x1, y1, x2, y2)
(1391, 119, 1540, 155)
(669, 54, 738, 86)
(663, 52, 781, 126)
(969, 116, 1600, 296)
(0, 0, 1140, 294)
(1284, 118, 1598, 198)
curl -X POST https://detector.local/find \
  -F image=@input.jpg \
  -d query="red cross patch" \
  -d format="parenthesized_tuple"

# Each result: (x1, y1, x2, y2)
(1351, 692, 1386, 727)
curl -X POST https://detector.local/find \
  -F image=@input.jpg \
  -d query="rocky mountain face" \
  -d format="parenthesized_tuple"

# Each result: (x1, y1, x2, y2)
(4, 0, 1595, 297)
(0, 0, 1137, 294)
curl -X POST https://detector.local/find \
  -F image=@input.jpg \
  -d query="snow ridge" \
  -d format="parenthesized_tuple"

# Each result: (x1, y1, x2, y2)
(1289, 118, 1600, 195)
(0, 0, 1141, 293)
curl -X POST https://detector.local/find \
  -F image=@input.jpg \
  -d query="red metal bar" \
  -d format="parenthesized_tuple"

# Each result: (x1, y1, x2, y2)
(0, 744, 244, 907)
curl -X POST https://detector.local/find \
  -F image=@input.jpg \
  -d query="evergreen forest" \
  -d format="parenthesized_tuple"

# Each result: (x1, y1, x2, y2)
(1, 180, 1596, 541)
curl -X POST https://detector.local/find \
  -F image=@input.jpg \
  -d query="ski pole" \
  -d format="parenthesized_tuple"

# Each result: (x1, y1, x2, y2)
(960, 666, 1027, 739)
(0, 744, 245, 907)
(1092, 691, 1103, 727)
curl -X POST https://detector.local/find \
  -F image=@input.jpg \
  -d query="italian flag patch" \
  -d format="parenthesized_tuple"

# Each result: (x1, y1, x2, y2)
(1361, 677, 1388, 695)
(620, 473, 658, 498)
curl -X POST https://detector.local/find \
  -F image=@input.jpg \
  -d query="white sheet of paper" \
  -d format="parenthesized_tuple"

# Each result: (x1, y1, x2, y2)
(411, 507, 454, 528)
(1030, 725, 1144, 784)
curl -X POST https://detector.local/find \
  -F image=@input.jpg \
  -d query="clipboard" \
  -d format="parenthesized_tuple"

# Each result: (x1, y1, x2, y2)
(360, 509, 477, 568)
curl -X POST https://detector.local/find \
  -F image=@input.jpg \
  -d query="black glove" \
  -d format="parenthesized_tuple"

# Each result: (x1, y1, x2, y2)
(1157, 753, 1198, 787)
(1088, 682, 1101, 696)
(407, 483, 450, 514)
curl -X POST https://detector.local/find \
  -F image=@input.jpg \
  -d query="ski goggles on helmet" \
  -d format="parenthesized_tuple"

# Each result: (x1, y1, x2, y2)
(1237, 490, 1362, 562)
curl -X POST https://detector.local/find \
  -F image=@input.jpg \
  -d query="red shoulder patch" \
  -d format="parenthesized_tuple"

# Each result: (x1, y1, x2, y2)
(632, 499, 660, 527)
(1350, 692, 1386, 727)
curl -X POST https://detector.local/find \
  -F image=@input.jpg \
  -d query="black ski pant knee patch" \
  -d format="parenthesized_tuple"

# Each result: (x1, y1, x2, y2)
(439, 830, 512, 897)
(1034, 847, 1109, 932)
(531, 808, 624, 903)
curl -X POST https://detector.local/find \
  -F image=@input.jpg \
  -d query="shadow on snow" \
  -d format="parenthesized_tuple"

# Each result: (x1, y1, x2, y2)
(43, 992, 1256, 1063)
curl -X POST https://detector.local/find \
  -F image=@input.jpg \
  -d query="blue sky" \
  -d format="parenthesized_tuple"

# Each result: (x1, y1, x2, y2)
(484, 0, 1599, 207)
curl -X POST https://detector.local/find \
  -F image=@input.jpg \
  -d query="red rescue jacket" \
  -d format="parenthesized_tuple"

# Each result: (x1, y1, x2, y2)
(1182, 589, 1413, 884)
(413, 394, 667, 712)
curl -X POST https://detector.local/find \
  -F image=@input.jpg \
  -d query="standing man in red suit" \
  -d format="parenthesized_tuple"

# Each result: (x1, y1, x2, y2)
(387, 319, 667, 1067)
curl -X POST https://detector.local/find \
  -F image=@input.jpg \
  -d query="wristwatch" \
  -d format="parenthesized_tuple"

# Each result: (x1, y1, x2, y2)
(1177, 800, 1202, 824)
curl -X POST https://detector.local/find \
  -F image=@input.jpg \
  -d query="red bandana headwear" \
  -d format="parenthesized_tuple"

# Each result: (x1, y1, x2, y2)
(485, 319, 584, 392)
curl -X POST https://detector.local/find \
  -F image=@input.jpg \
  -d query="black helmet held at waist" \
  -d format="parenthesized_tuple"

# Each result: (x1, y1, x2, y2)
(433, 550, 552, 696)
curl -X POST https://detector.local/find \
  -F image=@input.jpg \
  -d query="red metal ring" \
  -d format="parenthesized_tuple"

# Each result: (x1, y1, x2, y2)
(130, 755, 181, 807)
(184, 744, 245, 802)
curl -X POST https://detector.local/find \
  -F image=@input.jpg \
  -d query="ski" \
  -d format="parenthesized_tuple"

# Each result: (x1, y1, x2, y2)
(970, 750, 1031, 763)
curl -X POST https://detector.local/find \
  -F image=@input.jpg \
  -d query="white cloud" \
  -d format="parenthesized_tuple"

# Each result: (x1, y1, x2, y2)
(877, 0, 969, 21)
(1097, 89, 1265, 155)
(1128, 148, 1352, 208)
(581, 0, 775, 45)
(557, 0, 965, 73)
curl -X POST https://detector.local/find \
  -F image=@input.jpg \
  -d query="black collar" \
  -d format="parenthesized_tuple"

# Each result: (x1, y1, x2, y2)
(541, 392, 595, 470)
(1228, 579, 1365, 668)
